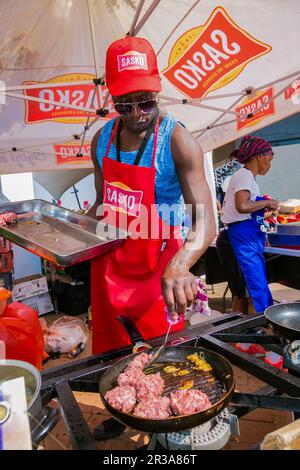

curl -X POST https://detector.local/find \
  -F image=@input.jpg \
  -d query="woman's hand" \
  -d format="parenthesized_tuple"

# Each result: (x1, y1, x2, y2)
(162, 264, 198, 322)
(265, 199, 279, 211)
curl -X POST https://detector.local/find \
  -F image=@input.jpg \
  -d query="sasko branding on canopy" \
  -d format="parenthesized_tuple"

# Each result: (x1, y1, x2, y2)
(163, 7, 271, 99)
(23, 73, 117, 124)
(54, 142, 92, 165)
(235, 87, 275, 131)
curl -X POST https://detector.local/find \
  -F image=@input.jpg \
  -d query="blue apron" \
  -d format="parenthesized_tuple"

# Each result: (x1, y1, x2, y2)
(227, 196, 273, 313)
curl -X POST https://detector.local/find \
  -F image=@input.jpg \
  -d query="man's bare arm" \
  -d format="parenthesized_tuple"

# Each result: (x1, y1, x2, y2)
(86, 129, 104, 219)
(162, 124, 217, 318)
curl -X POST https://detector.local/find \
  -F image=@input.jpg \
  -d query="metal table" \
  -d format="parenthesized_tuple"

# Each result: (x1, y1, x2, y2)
(264, 245, 300, 258)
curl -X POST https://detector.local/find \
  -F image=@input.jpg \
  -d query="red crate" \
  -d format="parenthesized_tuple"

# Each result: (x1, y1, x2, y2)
(0, 237, 12, 253)
(0, 252, 13, 273)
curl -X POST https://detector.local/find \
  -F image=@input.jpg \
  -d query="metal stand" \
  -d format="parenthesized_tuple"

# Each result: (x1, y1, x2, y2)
(49, 263, 59, 314)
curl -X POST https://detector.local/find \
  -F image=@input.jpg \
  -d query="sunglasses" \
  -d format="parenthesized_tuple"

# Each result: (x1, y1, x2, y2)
(114, 98, 159, 116)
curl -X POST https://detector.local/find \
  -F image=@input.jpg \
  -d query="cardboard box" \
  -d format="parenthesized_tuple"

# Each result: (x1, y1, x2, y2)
(22, 292, 54, 316)
(12, 274, 49, 302)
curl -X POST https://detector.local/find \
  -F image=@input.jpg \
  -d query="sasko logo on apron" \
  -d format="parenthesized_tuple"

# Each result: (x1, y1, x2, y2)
(103, 180, 143, 217)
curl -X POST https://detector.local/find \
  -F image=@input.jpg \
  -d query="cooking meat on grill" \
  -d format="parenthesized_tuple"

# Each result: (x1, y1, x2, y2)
(170, 389, 211, 416)
(104, 385, 136, 413)
(0, 212, 17, 227)
(129, 352, 152, 369)
(133, 395, 171, 419)
(117, 365, 145, 387)
(117, 352, 152, 387)
(136, 372, 164, 401)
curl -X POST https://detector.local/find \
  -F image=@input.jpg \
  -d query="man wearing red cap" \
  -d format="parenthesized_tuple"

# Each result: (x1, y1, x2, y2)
(88, 36, 216, 354)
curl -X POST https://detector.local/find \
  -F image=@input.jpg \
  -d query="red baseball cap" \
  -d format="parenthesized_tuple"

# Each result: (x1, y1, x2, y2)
(105, 36, 162, 97)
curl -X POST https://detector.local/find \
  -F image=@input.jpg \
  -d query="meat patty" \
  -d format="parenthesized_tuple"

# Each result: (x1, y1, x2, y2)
(117, 366, 145, 387)
(133, 395, 171, 419)
(117, 352, 154, 387)
(136, 372, 164, 401)
(104, 385, 136, 413)
(130, 352, 152, 369)
(0, 212, 17, 227)
(170, 389, 211, 416)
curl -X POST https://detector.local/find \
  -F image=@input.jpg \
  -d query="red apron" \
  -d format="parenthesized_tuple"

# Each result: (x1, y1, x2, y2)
(91, 118, 184, 354)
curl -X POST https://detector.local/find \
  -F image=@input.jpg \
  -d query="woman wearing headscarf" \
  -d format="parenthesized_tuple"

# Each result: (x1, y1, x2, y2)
(218, 135, 279, 314)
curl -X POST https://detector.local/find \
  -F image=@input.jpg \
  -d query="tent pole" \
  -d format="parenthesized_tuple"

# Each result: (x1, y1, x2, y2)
(78, 116, 99, 138)
(133, 0, 161, 35)
(77, 86, 98, 157)
(128, 0, 146, 36)
(5, 80, 96, 91)
(158, 94, 240, 116)
(76, 116, 100, 139)
(71, 185, 81, 210)
(190, 102, 239, 116)
(255, 70, 300, 92)
(193, 95, 244, 139)
(194, 73, 300, 140)
(156, 0, 201, 56)
(87, 0, 101, 78)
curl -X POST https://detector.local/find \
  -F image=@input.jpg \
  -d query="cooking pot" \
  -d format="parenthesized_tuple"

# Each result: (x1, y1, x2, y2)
(0, 359, 58, 447)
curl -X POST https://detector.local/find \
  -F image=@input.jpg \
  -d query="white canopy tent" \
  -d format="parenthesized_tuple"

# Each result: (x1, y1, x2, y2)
(33, 168, 93, 200)
(0, 0, 300, 198)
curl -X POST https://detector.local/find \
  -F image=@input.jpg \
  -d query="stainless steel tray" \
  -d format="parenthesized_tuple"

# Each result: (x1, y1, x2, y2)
(276, 222, 300, 236)
(0, 200, 128, 267)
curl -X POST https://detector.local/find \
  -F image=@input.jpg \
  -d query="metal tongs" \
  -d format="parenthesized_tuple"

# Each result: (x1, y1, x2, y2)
(143, 322, 172, 372)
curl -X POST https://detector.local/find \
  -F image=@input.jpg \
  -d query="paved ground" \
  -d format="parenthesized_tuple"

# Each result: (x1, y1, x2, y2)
(40, 281, 295, 451)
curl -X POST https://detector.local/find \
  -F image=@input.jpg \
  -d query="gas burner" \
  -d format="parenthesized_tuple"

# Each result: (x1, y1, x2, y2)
(289, 341, 300, 365)
(283, 341, 300, 377)
(156, 409, 239, 450)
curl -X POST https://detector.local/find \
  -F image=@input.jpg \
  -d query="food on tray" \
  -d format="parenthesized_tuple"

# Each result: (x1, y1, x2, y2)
(0, 212, 17, 227)
(133, 395, 171, 419)
(170, 389, 211, 415)
(278, 199, 300, 214)
(187, 352, 212, 371)
(105, 385, 136, 413)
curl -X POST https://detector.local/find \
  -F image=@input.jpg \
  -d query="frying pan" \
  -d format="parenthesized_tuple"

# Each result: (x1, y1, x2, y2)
(264, 302, 300, 342)
(99, 346, 235, 433)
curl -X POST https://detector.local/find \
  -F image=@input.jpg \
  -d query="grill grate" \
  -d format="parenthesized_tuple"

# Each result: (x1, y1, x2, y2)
(145, 362, 225, 404)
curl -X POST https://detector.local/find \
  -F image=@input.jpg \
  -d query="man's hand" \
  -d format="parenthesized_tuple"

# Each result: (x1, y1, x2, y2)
(162, 264, 198, 322)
